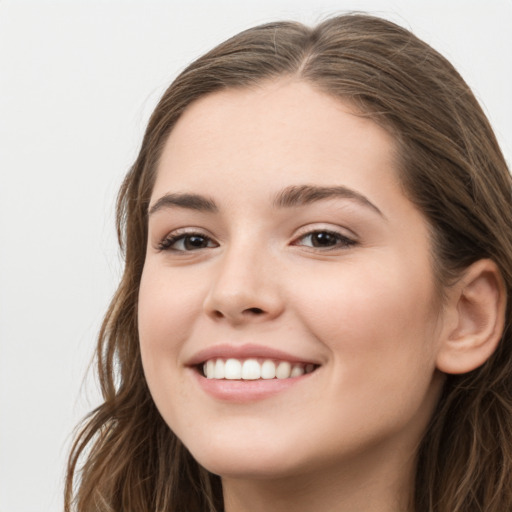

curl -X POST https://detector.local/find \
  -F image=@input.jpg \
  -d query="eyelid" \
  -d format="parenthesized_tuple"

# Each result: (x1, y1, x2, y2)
(154, 223, 357, 252)
(292, 223, 358, 241)
(291, 224, 358, 250)
(156, 227, 219, 252)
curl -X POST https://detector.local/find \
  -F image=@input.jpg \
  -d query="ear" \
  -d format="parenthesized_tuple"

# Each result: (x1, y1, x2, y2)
(436, 259, 506, 375)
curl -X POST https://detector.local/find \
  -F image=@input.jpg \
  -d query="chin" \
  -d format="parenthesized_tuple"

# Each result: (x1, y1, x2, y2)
(194, 451, 304, 480)
(181, 432, 309, 480)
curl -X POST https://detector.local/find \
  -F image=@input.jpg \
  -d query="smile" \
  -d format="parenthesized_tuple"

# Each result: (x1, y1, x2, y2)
(202, 358, 318, 380)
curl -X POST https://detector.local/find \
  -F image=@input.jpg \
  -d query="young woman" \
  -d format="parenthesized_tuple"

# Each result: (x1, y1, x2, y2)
(65, 14, 512, 512)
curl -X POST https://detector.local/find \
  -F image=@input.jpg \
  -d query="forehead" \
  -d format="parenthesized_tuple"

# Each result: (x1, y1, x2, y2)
(153, 79, 400, 201)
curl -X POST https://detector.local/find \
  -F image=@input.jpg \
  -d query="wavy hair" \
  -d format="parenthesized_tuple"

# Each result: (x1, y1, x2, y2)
(65, 13, 512, 511)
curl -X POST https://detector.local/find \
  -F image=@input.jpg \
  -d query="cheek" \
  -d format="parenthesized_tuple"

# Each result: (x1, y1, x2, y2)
(137, 263, 209, 431)
(290, 255, 440, 380)
(137, 264, 204, 377)
(289, 261, 442, 446)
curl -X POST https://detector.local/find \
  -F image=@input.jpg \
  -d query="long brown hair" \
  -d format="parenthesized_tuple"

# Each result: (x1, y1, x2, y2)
(65, 14, 512, 511)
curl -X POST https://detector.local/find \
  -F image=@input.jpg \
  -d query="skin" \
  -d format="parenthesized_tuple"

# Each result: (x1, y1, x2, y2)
(138, 79, 450, 512)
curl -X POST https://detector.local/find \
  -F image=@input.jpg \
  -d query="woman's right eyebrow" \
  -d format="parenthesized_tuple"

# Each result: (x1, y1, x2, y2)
(148, 193, 218, 215)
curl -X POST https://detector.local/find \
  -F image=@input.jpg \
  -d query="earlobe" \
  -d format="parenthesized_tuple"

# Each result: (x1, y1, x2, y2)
(436, 259, 506, 375)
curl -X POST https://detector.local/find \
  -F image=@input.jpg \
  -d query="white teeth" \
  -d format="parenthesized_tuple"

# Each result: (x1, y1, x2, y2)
(225, 358, 242, 380)
(276, 361, 291, 379)
(290, 365, 305, 378)
(261, 360, 276, 379)
(202, 358, 316, 380)
(206, 360, 215, 379)
(214, 359, 225, 379)
(242, 359, 261, 380)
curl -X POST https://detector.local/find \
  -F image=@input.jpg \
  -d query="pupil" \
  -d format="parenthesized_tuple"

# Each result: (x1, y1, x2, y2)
(185, 235, 207, 249)
(313, 232, 336, 247)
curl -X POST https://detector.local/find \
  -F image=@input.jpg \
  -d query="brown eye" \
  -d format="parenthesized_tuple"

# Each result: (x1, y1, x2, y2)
(295, 230, 355, 250)
(310, 232, 338, 247)
(159, 233, 218, 252)
(183, 235, 210, 250)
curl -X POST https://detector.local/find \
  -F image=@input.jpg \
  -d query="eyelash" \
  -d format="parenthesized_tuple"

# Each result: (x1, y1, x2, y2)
(157, 231, 217, 252)
(292, 230, 356, 250)
(157, 228, 356, 253)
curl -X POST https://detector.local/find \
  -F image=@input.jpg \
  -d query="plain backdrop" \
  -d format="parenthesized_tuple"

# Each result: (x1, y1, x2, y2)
(0, 1, 511, 511)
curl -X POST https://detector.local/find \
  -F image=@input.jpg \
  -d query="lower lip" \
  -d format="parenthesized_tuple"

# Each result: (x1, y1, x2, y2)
(191, 369, 314, 402)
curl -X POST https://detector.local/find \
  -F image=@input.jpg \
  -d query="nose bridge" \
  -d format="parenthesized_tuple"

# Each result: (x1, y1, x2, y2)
(203, 234, 282, 322)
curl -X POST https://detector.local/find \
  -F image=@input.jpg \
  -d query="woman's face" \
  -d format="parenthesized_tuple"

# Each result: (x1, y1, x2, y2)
(138, 80, 447, 480)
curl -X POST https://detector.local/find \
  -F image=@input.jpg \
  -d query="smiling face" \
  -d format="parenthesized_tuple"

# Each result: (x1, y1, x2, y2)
(138, 80, 447, 484)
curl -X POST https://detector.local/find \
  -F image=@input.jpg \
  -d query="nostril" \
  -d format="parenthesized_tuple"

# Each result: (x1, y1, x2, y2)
(210, 307, 263, 319)
(245, 307, 264, 315)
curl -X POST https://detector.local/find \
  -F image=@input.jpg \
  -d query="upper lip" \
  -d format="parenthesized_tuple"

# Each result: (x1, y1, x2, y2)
(185, 343, 321, 367)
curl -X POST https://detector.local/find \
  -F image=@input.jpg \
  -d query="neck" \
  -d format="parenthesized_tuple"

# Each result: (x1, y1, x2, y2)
(222, 446, 416, 512)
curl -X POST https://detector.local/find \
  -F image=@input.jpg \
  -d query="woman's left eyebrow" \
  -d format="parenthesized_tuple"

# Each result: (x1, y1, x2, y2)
(273, 185, 385, 218)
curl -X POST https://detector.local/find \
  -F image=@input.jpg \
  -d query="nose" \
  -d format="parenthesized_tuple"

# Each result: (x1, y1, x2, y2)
(202, 242, 284, 324)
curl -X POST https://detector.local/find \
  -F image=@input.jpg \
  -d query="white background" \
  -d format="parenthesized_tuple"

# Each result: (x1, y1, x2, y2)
(0, 1, 511, 511)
